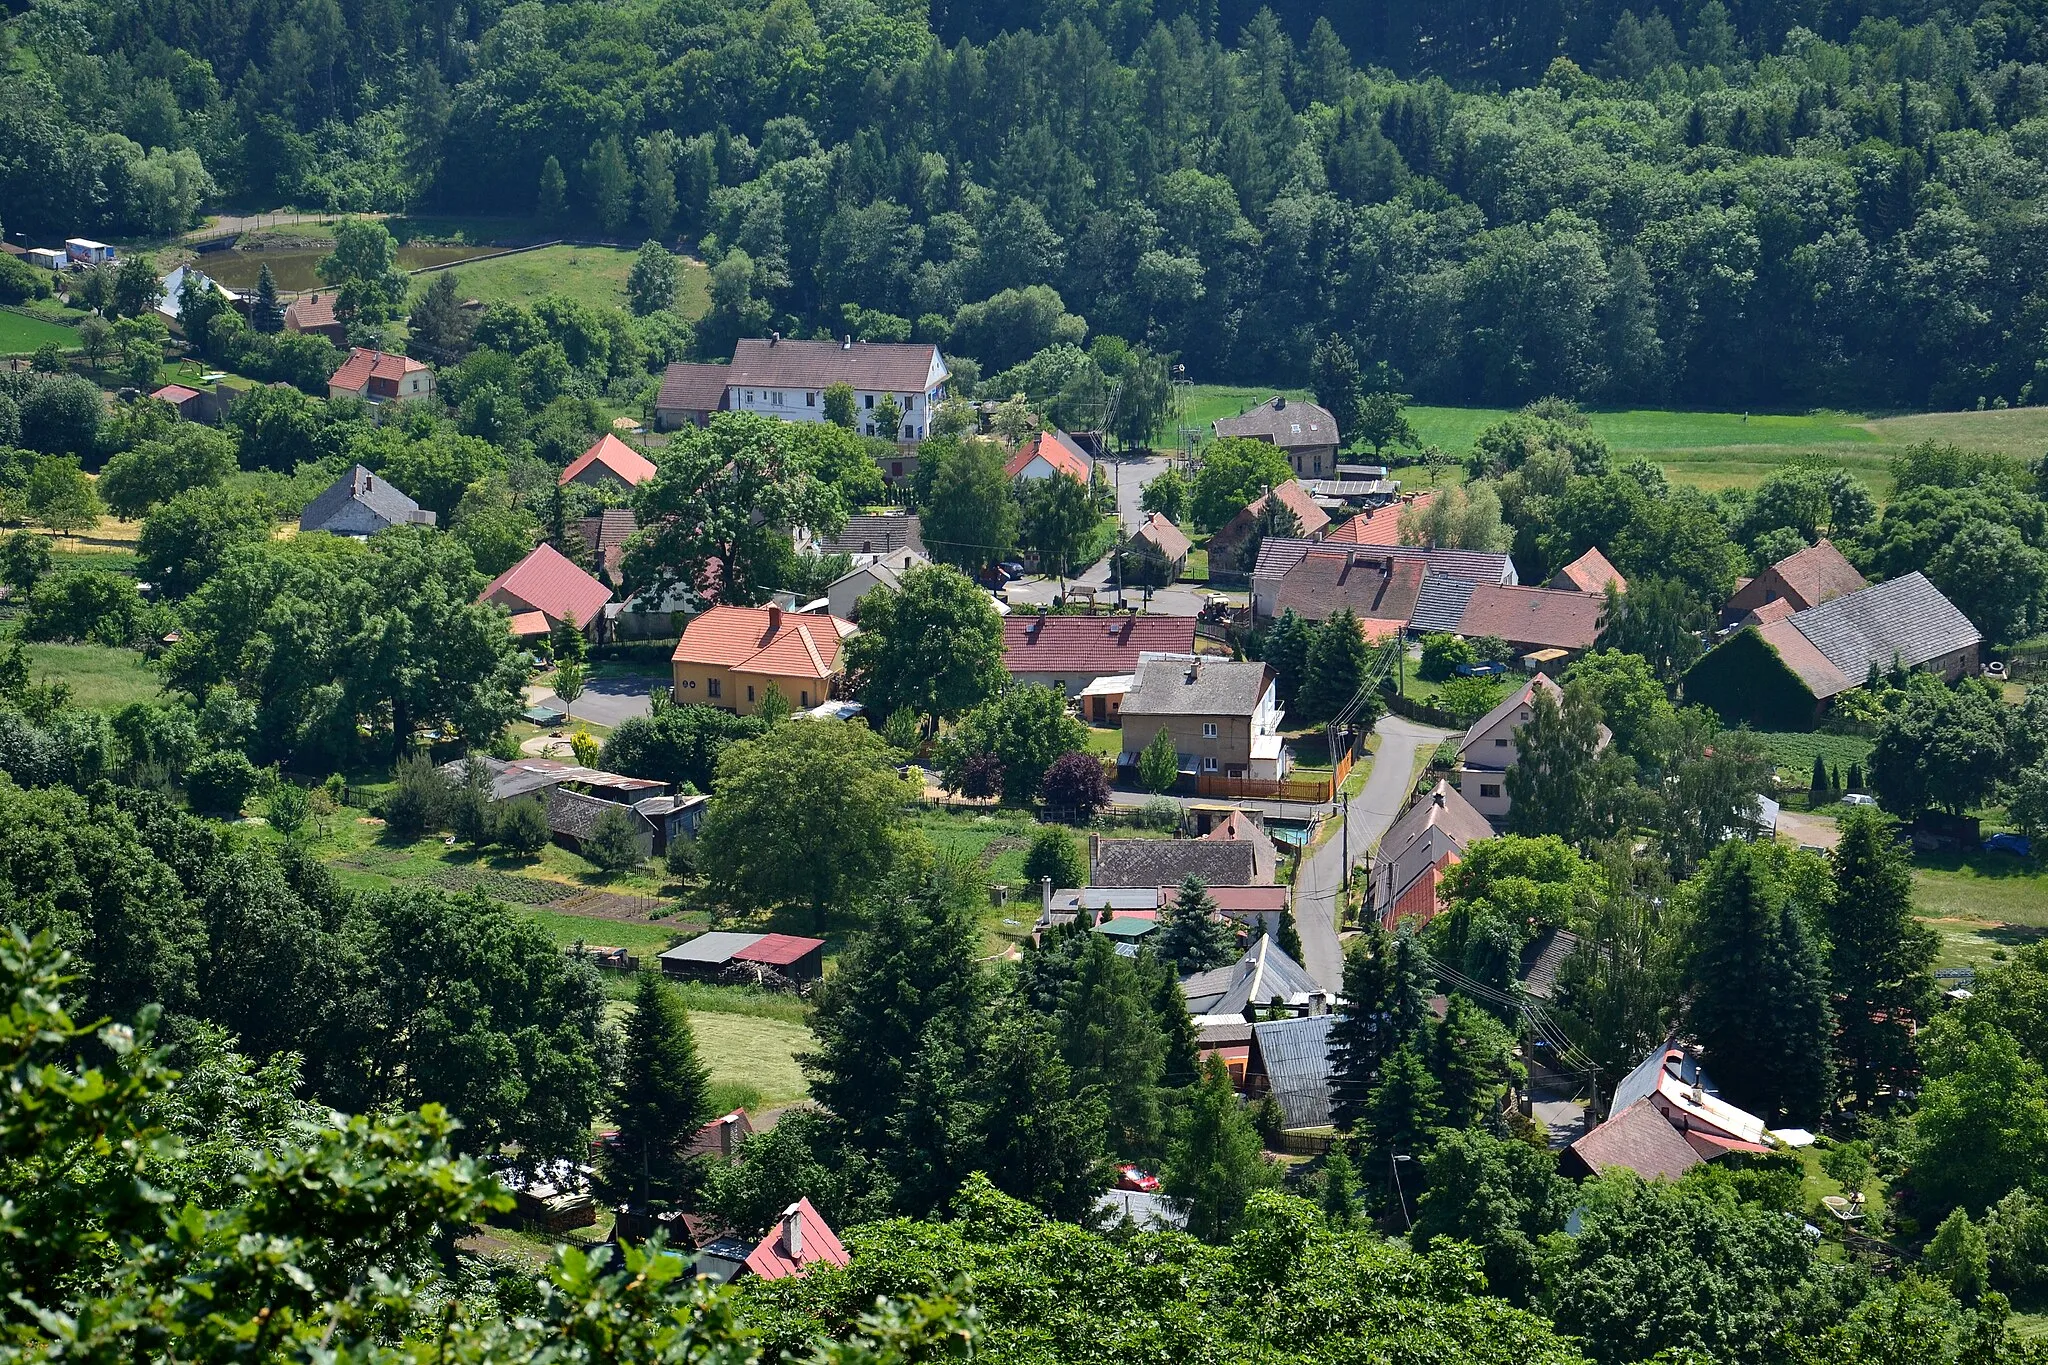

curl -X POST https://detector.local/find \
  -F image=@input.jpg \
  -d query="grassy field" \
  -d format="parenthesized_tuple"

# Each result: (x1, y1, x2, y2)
(1166, 384, 2048, 496)
(21, 642, 161, 709)
(691, 1011, 812, 1108)
(433, 245, 709, 320)
(1911, 851, 2048, 926)
(0, 309, 78, 355)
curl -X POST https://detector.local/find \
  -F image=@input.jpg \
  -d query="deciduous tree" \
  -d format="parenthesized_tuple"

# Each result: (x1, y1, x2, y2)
(841, 564, 1006, 724)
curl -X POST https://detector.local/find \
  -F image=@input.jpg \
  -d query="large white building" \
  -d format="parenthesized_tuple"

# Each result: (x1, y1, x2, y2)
(657, 337, 950, 441)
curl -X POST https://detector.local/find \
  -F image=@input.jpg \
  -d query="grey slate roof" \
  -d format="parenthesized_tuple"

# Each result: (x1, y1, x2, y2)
(1091, 838, 1258, 888)
(1120, 657, 1272, 718)
(1181, 935, 1322, 1017)
(1250, 1013, 1336, 1129)
(1786, 571, 1981, 694)
(547, 787, 654, 844)
(1517, 927, 1583, 1001)
(1251, 536, 1516, 587)
(299, 465, 436, 533)
(1408, 575, 1479, 633)
(1213, 396, 1339, 449)
(820, 514, 923, 557)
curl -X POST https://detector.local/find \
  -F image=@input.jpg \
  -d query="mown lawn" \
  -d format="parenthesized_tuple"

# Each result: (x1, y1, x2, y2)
(0, 309, 78, 355)
(1911, 850, 2048, 927)
(437, 244, 709, 320)
(21, 642, 160, 709)
(690, 1011, 813, 1108)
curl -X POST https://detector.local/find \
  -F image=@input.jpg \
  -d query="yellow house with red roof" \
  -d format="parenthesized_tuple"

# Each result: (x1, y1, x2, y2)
(669, 605, 857, 715)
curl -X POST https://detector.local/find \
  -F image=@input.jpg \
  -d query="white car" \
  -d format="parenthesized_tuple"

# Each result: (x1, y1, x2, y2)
(1841, 793, 1877, 807)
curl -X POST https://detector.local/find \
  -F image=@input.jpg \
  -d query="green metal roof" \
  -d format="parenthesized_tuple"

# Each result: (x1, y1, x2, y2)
(1095, 916, 1158, 939)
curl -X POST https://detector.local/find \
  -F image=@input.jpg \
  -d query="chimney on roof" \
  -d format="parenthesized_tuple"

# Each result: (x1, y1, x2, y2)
(1432, 790, 1444, 808)
(767, 604, 783, 633)
(1088, 832, 1099, 868)
(1308, 989, 1328, 1017)
(1185, 658, 1201, 683)
(770, 330, 780, 346)
(1042, 876, 1053, 917)
(780, 1203, 804, 1259)
(718, 1112, 740, 1156)
(1274, 396, 1286, 410)
(842, 334, 852, 350)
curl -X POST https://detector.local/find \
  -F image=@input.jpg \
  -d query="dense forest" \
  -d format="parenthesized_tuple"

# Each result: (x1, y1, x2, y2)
(10, 0, 2048, 407)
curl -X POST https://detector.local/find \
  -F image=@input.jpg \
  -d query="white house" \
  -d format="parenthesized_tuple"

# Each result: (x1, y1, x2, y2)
(1455, 673, 1610, 821)
(27, 248, 65, 271)
(721, 337, 948, 442)
(65, 239, 117, 265)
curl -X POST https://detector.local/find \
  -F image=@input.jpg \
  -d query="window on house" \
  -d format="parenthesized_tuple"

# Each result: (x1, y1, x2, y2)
(902, 424, 913, 440)
(747, 685, 756, 703)
(906, 394, 916, 409)
(1495, 737, 1509, 747)
(801, 691, 809, 707)
(890, 461, 903, 476)
(806, 391, 817, 407)
(770, 391, 784, 405)
(744, 391, 753, 403)
(1203, 756, 1219, 772)
(864, 394, 874, 409)
(1202, 722, 1218, 738)
(1479, 783, 1502, 799)
(707, 679, 721, 698)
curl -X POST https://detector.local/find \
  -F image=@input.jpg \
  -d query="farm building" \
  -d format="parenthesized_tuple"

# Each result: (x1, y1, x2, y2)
(657, 930, 827, 983)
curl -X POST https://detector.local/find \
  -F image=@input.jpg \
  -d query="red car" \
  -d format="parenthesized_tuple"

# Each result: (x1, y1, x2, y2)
(1116, 1165, 1160, 1193)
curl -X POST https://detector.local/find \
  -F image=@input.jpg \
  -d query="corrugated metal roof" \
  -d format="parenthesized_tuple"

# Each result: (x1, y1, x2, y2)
(731, 933, 825, 966)
(659, 931, 767, 964)
(1250, 1013, 1336, 1128)
(1181, 936, 1320, 1017)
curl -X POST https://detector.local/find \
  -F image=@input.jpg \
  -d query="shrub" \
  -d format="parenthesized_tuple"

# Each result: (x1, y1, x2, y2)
(185, 750, 259, 817)
(1436, 676, 1505, 726)
(1926, 1208, 1989, 1302)
(1022, 825, 1087, 890)
(21, 569, 143, 645)
(1418, 632, 1475, 681)
(664, 831, 698, 876)
(494, 796, 551, 854)
(447, 757, 496, 847)
(1041, 751, 1110, 823)
(583, 806, 646, 873)
(266, 780, 310, 836)
(380, 753, 450, 839)
(1138, 727, 1180, 793)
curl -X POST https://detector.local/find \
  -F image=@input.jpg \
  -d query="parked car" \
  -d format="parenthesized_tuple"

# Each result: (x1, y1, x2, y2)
(1116, 1165, 1160, 1193)
(1841, 793, 1877, 807)
(998, 561, 1027, 580)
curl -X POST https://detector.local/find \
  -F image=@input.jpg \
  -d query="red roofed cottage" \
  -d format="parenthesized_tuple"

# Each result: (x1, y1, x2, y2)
(670, 604, 856, 715)
(328, 347, 434, 404)
(480, 543, 613, 639)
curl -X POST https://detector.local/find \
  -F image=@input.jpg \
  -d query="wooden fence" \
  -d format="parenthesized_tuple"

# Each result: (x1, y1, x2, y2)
(1268, 1130, 1337, 1157)
(1197, 773, 1334, 803)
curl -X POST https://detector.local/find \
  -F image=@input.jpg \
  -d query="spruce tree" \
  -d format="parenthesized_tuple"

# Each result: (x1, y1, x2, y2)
(1142, 955, 1204, 1091)
(1328, 924, 1431, 1131)
(601, 971, 713, 1208)
(1826, 810, 1938, 1101)
(1300, 608, 1372, 723)
(1432, 994, 1518, 1130)
(1058, 934, 1167, 1157)
(1362, 1040, 1446, 1173)
(1261, 609, 1314, 708)
(806, 857, 988, 1149)
(252, 264, 283, 333)
(537, 154, 568, 227)
(1162, 1053, 1274, 1241)
(971, 1006, 1109, 1221)
(1683, 841, 1836, 1122)
(1811, 754, 1828, 803)
(1157, 876, 1233, 972)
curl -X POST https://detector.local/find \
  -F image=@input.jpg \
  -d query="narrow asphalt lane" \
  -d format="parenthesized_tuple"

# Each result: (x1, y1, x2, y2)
(1290, 715, 1455, 992)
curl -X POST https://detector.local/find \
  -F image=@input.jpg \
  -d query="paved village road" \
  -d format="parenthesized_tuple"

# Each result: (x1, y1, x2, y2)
(1290, 715, 1455, 992)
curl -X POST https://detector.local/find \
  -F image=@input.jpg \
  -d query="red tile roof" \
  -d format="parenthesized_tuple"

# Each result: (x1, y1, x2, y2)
(1326, 492, 1432, 546)
(479, 543, 613, 629)
(1271, 549, 1426, 628)
(1455, 583, 1606, 651)
(1002, 615, 1197, 676)
(1132, 511, 1192, 562)
(285, 293, 340, 332)
(733, 933, 826, 967)
(1548, 546, 1626, 595)
(656, 361, 732, 414)
(1005, 430, 1091, 482)
(1567, 1097, 1703, 1182)
(151, 384, 201, 404)
(729, 338, 944, 393)
(329, 347, 430, 394)
(671, 605, 855, 681)
(561, 434, 658, 489)
(743, 1198, 849, 1280)
(1727, 539, 1867, 616)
